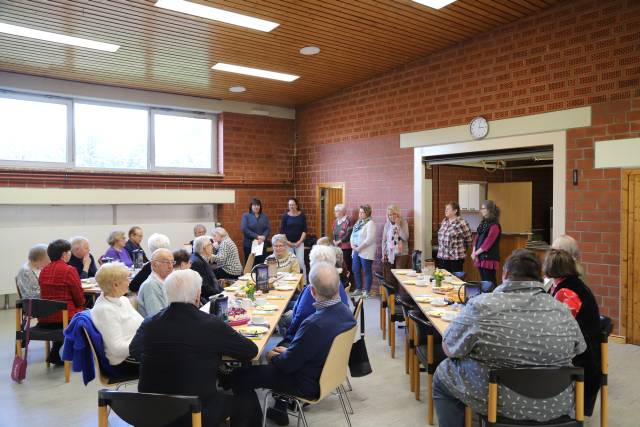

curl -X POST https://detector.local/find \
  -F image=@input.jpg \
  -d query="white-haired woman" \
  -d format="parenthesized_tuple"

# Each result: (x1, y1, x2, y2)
(278, 245, 350, 346)
(332, 203, 353, 278)
(552, 234, 585, 279)
(16, 244, 49, 298)
(129, 233, 171, 293)
(102, 230, 133, 267)
(382, 204, 410, 285)
(190, 235, 222, 300)
(211, 227, 242, 280)
(266, 234, 301, 274)
(91, 262, 143, 374)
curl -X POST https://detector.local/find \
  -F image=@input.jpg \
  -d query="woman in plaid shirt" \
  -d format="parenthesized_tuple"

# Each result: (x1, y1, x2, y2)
(437, 201, 472, 274)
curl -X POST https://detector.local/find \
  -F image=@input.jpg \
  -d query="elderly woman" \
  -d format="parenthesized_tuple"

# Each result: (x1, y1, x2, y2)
(543, 249, 601, 416)
(279, 198, 308, 283)
(91, 262, 143, 374)
(350, 204, 376, 298)
(332, 203, 353, 277)
(190, 235, 222, 300)
(16, 244, 49, 299)
(241, 198, 272, 265)
(211, 227, 243, 280)
(437, 201, 473, 274)
(102, 230, 133, 267)
(266, 234, 301, 274)
(316, 236, 343, 271)
(551, 234, 585, 278)
(382, 204, 410, 285)
(471, 200, 501, 286)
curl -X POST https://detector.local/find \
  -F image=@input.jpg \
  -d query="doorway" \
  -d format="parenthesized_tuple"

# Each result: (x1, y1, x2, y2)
(316, 183, 345, 237)
(622, 170, 640, 344)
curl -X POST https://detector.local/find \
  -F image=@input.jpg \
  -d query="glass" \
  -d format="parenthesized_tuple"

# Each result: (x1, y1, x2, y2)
(153, 113, 213, 169)
(74, 102, 147, 169)
(0, 96, 68, 163)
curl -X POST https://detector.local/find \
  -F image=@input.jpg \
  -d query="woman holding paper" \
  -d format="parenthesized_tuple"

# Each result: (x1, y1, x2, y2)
(240, 198, 271, 265)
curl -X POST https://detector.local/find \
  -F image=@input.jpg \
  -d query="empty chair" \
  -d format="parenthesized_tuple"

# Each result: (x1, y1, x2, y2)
(243, 252, 255, 275)
(98, 389, 202, 427)
(375, 272, 404, 358)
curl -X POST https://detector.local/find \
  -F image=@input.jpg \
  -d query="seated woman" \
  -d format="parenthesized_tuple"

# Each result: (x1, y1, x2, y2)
(190, 235, 222, 300)
(102, 230, 133, 267)
(543, 248, 601, 416)
(211, 227, 243, 280)
(266, 234, 301, 274)
(91, 262, 143, 375)
(551, 234, 585, 279)
(278, 245, 350, 346)
(172, 249, 192, 270)
(316, 236, 343, 271)
(16, 243, 49, 299)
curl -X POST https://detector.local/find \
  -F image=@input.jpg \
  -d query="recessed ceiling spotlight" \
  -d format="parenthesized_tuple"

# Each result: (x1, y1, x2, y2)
(229, 86, 246, 93)
(299, 45, 320, 56)
(213, 63, 299, 82)
(412, 0, 456, 9)
(0, 22, 119, 52)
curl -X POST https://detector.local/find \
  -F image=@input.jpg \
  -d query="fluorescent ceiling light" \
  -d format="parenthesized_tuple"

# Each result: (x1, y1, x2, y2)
(299, 45, 320, 56)
(212, 63, 299, 82)
(0, 22, 119, 52)
(228, 86, 246, 93)
(412, 0, 456, 9)
(155, 0, 279, 32)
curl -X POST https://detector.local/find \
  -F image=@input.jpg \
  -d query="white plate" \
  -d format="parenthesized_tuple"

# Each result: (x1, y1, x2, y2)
(237, 326, 269, 335)
(255, 304, 279, 311)
(404, 271, 417, 277)
(442, 312, 458, 322)
(430, 298, 448, 307)
(275, 285, 294, 291)
(427, 310, 446, 318)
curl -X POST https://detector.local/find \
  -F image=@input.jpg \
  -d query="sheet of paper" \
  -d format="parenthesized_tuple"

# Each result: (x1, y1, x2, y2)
(251, 240, 264, 256)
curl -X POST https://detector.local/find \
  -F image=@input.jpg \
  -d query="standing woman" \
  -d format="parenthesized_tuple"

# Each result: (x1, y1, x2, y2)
(332, 204, 353, 280)
(471, 200, 501, 286)
(437, 201, 473, 274)
(350, 204, 376, 298)
(280, 198, 308, 282)
(382, 204, 410, 285)
(240, 198, 271, 265)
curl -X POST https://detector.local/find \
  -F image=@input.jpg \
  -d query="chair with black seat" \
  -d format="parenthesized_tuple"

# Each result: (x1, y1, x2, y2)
(374, 272, 387, 339)
(82, 328, 138, 389)
(15, 298, 71, 383)
(375, 273, 405, 358)
(408, 310, 446, 425)
(599, 315, 613, 427)
(98, 389, 202, 427)
(480, 366, 584, 427)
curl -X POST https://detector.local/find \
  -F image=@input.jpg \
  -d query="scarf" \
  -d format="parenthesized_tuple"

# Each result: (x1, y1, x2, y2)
(353, 217, 370, 233)
(385, 221, 403, 264)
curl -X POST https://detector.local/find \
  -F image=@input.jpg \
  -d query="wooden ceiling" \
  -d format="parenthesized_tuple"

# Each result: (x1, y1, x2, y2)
(0, 0, 561, 108)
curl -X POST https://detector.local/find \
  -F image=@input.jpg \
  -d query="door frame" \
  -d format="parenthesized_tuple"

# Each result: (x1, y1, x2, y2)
(621, 169, 640, 342)
(316, 182, 345, 237)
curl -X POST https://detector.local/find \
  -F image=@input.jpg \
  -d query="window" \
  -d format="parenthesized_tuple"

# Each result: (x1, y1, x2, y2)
(0, 94, 70, 164)
(0, 91, 218, 173)
(74, 102, 148, 170)
(152, 112, 214, 170)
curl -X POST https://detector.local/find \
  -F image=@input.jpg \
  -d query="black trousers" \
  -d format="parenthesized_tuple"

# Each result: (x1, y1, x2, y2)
(213, 267, 240, 281)
(478, 267, 497, 286)
(437, 258, 465, 274)
(168, 392, 261, 427)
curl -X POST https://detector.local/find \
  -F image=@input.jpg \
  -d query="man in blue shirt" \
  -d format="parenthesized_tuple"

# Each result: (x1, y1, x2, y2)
(232, 262, 356, 426)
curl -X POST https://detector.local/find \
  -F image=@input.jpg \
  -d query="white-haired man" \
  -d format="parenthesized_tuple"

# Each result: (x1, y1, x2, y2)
(129, 269, 259, 427)
(232, 262, 356, 425)
(129, 233, 171, 293)
(137, 248, 174, 317)
(190, 235, 222, 300)
(67, 236, 98, 279)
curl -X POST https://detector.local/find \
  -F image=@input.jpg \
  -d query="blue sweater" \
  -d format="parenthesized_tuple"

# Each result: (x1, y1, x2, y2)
(241, 212, 272, 248)
(285, 284, 350, 342)
(280, 212, 307, 243)
(272, 302, 356, 398)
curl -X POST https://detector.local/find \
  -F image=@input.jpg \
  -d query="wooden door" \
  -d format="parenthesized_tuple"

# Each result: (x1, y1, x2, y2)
(487, 182, 533, 233)
(317, 183, 345, 237)
(622, 170, 640, 344)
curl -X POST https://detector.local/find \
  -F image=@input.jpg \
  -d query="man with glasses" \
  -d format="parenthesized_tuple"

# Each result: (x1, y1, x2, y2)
(190, 235, 222, 302)
(137, 248, 174, 317)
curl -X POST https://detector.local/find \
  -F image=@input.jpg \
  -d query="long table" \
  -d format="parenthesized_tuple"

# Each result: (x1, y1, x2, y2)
(200, 273, 302, 361)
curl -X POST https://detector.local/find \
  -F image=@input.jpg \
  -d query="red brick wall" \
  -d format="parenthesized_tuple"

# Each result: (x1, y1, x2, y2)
(295, 0, 640, 332)
(0, 112, 296, 255)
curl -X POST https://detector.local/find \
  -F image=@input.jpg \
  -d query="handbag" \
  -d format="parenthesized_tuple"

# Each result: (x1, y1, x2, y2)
(348, 300, 373, 377)
(11, 299, 33, 383)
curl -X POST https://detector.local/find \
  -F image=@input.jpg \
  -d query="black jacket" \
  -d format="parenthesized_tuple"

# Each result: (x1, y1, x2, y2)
(129, 302, 258, 400)
(190, 253, 222, 299)
(129, 262, 151, 293)
(124, 240, 148, 264)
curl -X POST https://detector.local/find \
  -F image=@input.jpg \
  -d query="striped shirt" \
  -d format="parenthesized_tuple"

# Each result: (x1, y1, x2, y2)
(313, 296, 343, 310)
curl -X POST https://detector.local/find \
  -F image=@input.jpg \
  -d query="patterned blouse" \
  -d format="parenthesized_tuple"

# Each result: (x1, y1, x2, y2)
(435, 280, 586, 421)
(211, 237, 243, 276)
(437, 216, 472, 260)
(16, 262, 41, 299)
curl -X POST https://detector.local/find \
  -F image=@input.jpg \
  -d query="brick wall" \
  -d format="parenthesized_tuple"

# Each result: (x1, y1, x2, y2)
(295, 0, 640, 332)
(0, 112, 296, 255)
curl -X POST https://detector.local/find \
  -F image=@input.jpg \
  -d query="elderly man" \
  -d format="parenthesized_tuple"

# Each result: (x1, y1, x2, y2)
(232, 262, 356, 425)
(67, 236, 98, 279)
(190, 235, 222, 300)
(211, 227, 243, 280)
(137, 248, 174, 317)
(129, 269, 259, 427)
(432, 249, 587, 427)
(124, 226, 148, 266)
(129, 233, 171, 293)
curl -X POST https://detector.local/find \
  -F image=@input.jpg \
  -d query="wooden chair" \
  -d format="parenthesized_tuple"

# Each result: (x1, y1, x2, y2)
(98, 389, 202, 427)
(375, 273, 405, 359)
(261, 324, 358, 427)
(374, 272, 387, 339)
(82, 328, 138, 388)
(243, 252, 255, 275)
(599, 315, 613, 427)
(15, 298, 71, 383)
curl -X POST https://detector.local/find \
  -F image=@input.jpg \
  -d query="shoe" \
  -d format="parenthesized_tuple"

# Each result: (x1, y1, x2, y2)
(266, 399, 290, 426)
(362, 291, 369, 299)
(351, 289, 362, 296)
(46, 355, 64, 367)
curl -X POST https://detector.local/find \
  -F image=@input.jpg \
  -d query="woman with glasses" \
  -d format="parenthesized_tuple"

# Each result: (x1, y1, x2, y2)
(189, 235, 222, 301)
(471, 200, 501, 286)
(266, 234, 301, 274)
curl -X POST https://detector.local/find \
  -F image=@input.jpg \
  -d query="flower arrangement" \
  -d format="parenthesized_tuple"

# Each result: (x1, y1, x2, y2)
(433, 269, 445, 288)
(242, 282, 256, 301)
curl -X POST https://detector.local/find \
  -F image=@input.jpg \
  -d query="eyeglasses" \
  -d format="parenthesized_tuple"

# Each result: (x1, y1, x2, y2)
(154, 260, 176, 266)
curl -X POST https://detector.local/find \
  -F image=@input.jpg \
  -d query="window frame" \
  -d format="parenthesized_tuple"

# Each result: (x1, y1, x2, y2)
(0, 90, 220, 174)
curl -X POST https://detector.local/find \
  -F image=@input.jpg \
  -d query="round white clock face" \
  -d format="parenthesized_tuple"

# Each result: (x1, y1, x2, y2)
(470, 116, 489, 139)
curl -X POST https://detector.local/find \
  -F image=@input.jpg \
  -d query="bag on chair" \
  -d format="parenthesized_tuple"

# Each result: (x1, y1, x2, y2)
(12, 299, 33, 383)
(349, 301, 373, 377)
